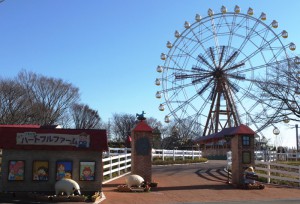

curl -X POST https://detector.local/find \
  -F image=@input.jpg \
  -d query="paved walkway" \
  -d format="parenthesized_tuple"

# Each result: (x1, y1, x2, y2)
(101, 161, 300, 204)
(1, 161, 299, 203)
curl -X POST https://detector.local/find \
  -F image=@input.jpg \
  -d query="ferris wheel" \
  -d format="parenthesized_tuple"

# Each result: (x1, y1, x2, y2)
(155, 5, 299, 136)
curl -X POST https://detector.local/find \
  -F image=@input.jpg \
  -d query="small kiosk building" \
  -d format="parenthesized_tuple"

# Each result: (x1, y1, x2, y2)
(0, 125, 108, 193)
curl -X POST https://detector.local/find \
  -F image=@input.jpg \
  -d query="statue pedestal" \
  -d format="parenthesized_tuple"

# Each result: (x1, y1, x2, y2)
(131, 120, 153, 182)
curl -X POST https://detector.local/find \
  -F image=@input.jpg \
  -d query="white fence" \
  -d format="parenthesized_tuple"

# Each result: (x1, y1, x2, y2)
(226, 151, 300, 186)
(103, 147, 131, 157)
(102, 152, 131, 183)
(102, 147, 203, 182)
(103, 147, 202, 161)
(255, 160, 300, 185)
(255, 151, 300, 162)
(152, 149, 202, 161)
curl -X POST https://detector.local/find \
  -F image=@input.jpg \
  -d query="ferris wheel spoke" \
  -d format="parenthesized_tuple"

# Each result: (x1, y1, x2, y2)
(165, 86, 191, 103)
(209, 17, 220, 56)
(222, 13, 236, 32)
(227, 80, 240, 93)
(224, 62, 245, 72)
(235, 58, 287, 74)
(180, 34, 203, 44)
(209, 47, 218, 67)
(234, 20, 261, 53)
(188, 100, 210, 134)
(192, 66, 211, 72)
(266, 47, 287, 64)
(197, 54, 215, 70)
(167, 44, 198, 70)
(169, 93, 201, 116)
(240, 34, 280, 64)
(164, 66, 199, 73)
(235, 77, 291, 89)
(234, 93, 264, 131)
(225, 14, 246, 57)
(221, 51, 238, 69)
(170, 46, 198, 64)
(167, 57, 186, 72)
(191, 74, 213, 84)
(197, 78, 214, 95)
(165, 81, 202, 104)
(190, 28, 209, 54)
(175, 73, 207, 80)
(162, 81, 199, 94)
(260, 27, 271, 47)
(227, 73, 246, 80)
(218, 46, 226, 68)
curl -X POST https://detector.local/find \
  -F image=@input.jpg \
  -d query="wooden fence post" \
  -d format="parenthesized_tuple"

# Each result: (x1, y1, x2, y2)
(299, 165, 300, 187)
(173, 150, 175, 161)
(109, 156, 113, 179)
(118, 156, 121, 176)
(267, 162, 271, 184)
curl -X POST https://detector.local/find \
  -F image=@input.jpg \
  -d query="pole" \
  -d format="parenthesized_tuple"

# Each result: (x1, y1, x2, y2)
(296, 124, 299, 153)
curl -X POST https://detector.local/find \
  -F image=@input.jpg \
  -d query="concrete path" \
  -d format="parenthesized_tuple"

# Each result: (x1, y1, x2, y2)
(101, 160, 300, 204)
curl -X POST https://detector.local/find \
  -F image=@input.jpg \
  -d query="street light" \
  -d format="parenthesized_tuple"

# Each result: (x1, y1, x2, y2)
(273, 127, 280, 135)
(283, 116, 290, 123)
(295, 124, 299, 152)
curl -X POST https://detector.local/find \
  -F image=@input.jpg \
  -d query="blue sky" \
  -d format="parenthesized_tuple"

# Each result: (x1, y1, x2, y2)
(0, 0, 299, 147)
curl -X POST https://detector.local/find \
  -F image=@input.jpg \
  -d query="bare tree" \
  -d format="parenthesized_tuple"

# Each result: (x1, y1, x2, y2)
(0, 79, 30, 124)
(103, 119, 112, 141)
(160, 118, 203, 149)
(256, 58, 300, 123)
(17, 70, 80, 125)
(71, 103, 102, 129)
(111, 113, 136, 142)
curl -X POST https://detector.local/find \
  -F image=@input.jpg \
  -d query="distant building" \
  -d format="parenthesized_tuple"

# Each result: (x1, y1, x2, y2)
(195, 124, 257, 159)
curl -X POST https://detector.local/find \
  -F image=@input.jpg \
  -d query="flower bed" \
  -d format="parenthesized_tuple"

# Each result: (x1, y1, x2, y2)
(117, 181, 157, 192)
(27, 192, 101, 202)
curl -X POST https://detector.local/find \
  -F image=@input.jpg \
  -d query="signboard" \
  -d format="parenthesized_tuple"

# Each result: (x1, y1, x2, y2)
(16, 132, 90, 148)
(135, 137, 151, 156)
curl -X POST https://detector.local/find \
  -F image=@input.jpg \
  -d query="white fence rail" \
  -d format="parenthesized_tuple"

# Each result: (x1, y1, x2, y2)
(102, 147, 203, 182)
(103, 147, 131, 157)
(102, 153, 131, 182)
(255, 151, 300, 162)
(226, 151, 300, 186)
(255, 160, 300, 185)
(152, 149, 202, 161)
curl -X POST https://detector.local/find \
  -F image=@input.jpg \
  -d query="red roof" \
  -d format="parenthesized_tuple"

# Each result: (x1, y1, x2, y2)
(0, 125, 108, 151)
(196, 124, 255, 143)
(133, 120, 153, 132)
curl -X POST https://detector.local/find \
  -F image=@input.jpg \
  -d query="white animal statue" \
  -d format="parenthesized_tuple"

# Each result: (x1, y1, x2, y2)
(125, 174, 144, 188)
(55, 178, 81, 196)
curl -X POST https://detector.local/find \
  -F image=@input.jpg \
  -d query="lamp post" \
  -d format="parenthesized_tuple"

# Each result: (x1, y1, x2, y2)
(273, 127, 280, 150)
(295, 124, 299, 152)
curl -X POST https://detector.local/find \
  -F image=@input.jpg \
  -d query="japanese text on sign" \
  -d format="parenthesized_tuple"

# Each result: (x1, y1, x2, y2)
(16, 132, 90, 148)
